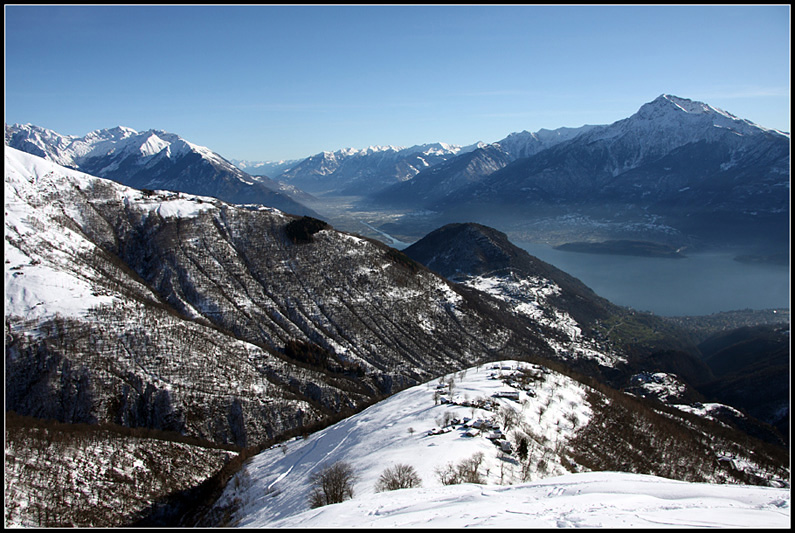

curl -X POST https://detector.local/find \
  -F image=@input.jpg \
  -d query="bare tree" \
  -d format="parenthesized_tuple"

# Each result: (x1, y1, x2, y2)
(495, 405, 518, 432)
(308, 461, 357, 508)
(434, 452, 486, 485)
(374, 463, 422, 492)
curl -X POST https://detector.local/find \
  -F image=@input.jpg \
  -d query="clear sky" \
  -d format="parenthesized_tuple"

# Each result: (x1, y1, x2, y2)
(4, 4, 791, 162)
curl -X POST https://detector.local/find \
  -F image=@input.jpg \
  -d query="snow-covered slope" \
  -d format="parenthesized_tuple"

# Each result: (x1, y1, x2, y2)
(213, 360, 596, 525)
(266, 472, 790, 528)
(5, 146, 217, 320)
(212, 360, 790, 528)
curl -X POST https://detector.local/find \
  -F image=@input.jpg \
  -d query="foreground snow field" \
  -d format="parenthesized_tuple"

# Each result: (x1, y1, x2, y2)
(213, 360, 790, 528)
(264, 471, 791, 528)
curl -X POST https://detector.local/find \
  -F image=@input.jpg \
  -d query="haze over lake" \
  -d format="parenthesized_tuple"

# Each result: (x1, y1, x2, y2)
(518, 243, 790, 317)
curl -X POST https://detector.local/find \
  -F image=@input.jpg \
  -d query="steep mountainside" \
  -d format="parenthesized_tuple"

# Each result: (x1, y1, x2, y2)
(5, 147, 592, 450)
(4, 123, 317, 217)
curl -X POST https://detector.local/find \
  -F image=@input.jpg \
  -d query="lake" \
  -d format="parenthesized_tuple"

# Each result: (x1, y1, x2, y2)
(517, 243, 790, 317)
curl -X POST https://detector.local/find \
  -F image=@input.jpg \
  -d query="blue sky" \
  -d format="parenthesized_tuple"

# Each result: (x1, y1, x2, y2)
(5, 5, 790, 161)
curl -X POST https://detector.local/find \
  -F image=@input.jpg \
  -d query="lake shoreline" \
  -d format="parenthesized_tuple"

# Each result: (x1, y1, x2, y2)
(553, 239, 687, 259)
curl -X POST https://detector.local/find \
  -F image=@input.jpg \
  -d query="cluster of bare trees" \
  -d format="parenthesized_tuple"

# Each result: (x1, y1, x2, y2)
(4, 416, 235, 527)
(375, 464, 423, 492)
(308, 461, 424, 509)
(308, 462, 358, 508)
(434, 452, 486, 485)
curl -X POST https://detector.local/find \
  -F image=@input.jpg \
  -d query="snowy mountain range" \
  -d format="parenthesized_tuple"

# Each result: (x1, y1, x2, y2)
(273, 142, 485, 196)
(7, 94, 788, 254)
(4, 123, 318, 217)
(371, 95, 790, 251)
(230, 157, 303, 178)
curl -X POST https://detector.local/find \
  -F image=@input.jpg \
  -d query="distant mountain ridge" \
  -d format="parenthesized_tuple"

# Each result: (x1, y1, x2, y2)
(231, 158, 303, 178)
(273, 142, 486, 195)
(10, 94, 785, 252)
(5, 123, 318, 217)
(371, 95, 790, 252)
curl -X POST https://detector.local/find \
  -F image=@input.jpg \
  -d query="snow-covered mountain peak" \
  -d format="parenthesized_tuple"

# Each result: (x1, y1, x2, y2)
(630, 93, 786, 138)
(494, 124, 599, 160)
(83, 125, 139, 142)
(564, 94, 789, 162)
(137, 130, 171, 157)
(635, 94, 736, 125)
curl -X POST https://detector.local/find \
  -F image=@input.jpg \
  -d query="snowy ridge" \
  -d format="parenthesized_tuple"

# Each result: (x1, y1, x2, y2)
(4, 146, 221, 320)
(214, 360, 790, 528)
(461, 273, 623, 368)
(322, 141, 478, 162)
(216, 360, 595, 526)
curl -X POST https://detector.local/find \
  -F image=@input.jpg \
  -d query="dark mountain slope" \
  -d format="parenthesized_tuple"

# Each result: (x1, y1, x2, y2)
(6, 147, 561, 450)
(403, 223, 715, 384)
(696, 324, 790, 437)
(403, 222, 616, 328)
